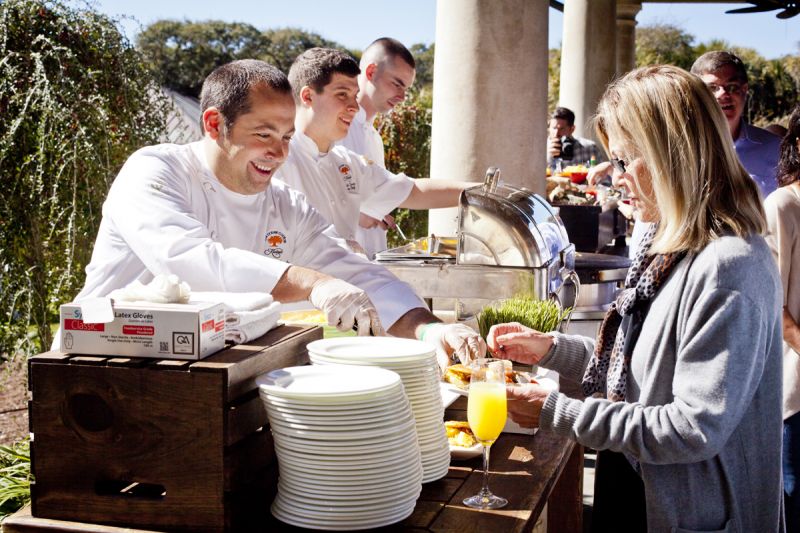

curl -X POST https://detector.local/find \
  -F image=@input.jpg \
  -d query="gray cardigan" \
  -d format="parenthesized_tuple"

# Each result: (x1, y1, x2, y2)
(540, 234, 784, 533)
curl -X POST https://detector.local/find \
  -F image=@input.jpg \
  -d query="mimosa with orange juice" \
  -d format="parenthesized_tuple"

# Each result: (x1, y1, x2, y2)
(467, 382, 507, 444)
(463, 358, 509, 510)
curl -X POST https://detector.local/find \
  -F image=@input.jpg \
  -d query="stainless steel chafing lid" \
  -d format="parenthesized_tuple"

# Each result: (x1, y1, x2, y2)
(457, 170, 570, 268)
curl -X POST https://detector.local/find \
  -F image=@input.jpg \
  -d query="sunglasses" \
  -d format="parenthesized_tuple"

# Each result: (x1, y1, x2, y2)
(610, 157, 627, 174)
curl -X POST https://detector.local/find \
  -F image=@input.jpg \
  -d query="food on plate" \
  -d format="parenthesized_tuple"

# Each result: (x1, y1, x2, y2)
(443, 362, 538, 390)
(443, 363, 472, 389)
(445, 420, 477, 448)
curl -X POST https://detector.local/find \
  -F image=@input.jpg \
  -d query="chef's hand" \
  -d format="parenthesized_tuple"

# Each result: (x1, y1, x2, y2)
(487, 322, 554, 365)
(420, 323, 485, 370)
(588, 161, 613, 186)
(506, 383, 549, 428)
(309, 278, 385, 336)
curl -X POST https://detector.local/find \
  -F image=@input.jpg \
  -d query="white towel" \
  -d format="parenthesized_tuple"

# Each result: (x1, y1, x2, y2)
(190, 291, 280, 344)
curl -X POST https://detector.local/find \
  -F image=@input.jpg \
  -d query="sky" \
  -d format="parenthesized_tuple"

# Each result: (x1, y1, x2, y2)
(89, 0, 799, 60)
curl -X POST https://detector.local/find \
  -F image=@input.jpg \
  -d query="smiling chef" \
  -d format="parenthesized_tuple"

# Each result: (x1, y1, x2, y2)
(65, 59, 484, 365)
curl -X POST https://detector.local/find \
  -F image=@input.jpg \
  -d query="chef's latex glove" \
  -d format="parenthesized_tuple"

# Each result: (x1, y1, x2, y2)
(309, 278, 384, 336)
(420, 323, 486, 369)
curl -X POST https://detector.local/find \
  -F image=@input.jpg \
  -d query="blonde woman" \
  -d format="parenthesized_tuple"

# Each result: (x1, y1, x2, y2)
(765, 104, 800, 532)
(488, 65, 783, 532)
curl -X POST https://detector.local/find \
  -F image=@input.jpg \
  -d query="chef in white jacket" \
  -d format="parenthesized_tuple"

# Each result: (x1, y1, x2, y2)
(70, 59, 484, 363)
(338, 38, 417, 258)
(275, 47, 472, 254)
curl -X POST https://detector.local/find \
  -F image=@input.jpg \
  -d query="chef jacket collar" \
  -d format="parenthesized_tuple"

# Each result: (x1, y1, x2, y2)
(293, 130, 329, 162)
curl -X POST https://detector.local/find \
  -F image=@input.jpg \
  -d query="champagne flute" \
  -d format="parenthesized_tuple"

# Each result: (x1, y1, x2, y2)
(463, 358, 508, 509)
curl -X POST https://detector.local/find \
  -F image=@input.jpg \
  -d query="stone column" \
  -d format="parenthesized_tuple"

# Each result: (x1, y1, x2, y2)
(428, 0, 549, 236)
(558, 0, 616, 139)
(616, 0, 642, 76)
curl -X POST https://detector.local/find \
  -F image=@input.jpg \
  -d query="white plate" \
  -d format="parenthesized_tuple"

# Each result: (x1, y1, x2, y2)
(439, 382, 461, 408)
(450, 442, 483, 460)
(272, 498, 415, 530)
(307, 336, 435, 361)
(259, 386, 407, 408)
(277, 467, 422, 496)
(268, 414, 417, 440)
(257, 365, 402, 400)
(271, 431, 420, 455)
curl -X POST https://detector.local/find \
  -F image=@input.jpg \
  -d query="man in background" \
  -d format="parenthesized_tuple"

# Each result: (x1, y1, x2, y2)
(547, 106, 606, 170)
(690, 50, 781, 197)
(339, 37, 417, 258)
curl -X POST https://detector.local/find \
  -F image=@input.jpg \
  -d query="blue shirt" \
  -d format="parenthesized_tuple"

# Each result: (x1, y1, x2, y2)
(735, 121, 781, 198)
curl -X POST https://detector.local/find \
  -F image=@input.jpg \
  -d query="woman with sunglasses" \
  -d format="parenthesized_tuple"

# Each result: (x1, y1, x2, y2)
(765, 104, 800, 532)
(488, 65, 783, 532)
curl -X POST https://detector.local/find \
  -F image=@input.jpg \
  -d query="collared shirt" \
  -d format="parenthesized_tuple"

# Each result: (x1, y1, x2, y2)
(276, 131, 414, 241)
(547, 136, 607, 167)
(734, 120, 781, 198)
(338, 106, 390, 258)
(74, 141, 425, 329)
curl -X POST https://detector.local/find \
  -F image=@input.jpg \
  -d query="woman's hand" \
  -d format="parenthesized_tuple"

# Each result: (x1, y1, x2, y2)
(506, 384, 550, 428)
(486, 322, 554, 365)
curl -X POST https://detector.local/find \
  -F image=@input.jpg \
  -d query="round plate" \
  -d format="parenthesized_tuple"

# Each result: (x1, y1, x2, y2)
(450, 442, 483, 460)
(307, 336, 435, 362)
(257, 365, 402, 400)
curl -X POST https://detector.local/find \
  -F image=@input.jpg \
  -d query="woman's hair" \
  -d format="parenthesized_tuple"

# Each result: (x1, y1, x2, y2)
(777, 104, 800, 188)
(594, 65, 766, 254)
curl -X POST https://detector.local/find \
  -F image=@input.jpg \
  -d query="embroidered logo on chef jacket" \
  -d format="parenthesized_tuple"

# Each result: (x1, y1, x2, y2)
(339, 164, 358, 194)
(264, 230, 287, 259)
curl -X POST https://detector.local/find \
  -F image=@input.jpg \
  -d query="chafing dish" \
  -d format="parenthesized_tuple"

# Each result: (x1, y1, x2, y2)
(376, 168, 577, 319)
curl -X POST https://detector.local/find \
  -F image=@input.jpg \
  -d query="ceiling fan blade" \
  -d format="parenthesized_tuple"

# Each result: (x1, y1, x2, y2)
(726, 6, 780, 14)
(777, 7, 800, 18)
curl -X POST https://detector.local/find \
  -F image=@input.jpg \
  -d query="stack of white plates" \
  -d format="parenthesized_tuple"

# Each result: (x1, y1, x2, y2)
(257, 365, 422, 530)
(307, 337, 451, 483)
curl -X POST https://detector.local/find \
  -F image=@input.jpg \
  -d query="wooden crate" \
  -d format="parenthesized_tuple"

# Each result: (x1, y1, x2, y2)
(26, 324, 321, 533)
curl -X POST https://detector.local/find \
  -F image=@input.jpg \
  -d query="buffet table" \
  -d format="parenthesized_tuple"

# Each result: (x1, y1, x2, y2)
(4, 327, 582, 533)
(5, 432, 581, 533)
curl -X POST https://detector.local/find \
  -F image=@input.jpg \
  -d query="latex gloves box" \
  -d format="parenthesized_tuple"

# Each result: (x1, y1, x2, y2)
(59, 301, 225, 360)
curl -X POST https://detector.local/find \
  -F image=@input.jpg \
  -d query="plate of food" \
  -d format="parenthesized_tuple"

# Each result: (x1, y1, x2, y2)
(442, 362, 548, 396)
(445, 420, 482, 460)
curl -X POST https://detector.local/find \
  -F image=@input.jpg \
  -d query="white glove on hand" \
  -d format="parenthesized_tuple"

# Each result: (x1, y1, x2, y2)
(309, 278, 385, 336)
(421, 323, 486, 369)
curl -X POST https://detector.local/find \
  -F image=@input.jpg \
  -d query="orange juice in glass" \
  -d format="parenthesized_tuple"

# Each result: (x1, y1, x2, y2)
(467, 382, 507, 443)
(463, 358, 509, 510)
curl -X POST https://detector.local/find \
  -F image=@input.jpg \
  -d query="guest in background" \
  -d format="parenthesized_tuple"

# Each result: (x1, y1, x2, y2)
(765, 103, 800, 533)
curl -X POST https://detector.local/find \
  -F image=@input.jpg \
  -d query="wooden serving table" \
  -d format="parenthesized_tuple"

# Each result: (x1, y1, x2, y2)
(4, 332, 583, 533)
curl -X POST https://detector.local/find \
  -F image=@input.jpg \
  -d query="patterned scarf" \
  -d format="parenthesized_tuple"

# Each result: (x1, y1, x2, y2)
(581, 224, 686, 401)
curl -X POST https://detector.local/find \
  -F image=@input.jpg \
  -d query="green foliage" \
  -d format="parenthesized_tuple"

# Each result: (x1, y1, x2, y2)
(0, 0, 168, 358)
(0, 439, 31, 520)
(409, 43, 435, 89)
(261, 27, 350, 74)
(476, 297, 571, 340)
(548, 47, 561, 113)
(376, 91, 433, 248)
(635, 24, 696, 70)
(136, 22, 351, 96)
(136, 20, 268, 97)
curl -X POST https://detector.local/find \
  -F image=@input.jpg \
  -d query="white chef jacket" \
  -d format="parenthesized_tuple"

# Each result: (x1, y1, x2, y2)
(339, 106, 390, 258)
(74, 141, 425, 328)
(276, 131, 414, 243)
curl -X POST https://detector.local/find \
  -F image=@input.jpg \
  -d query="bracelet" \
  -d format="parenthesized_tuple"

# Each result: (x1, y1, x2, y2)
(417, 322, 441, 341)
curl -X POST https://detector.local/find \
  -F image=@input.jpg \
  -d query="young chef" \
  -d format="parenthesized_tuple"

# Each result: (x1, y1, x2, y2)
(67, 59, 484, 364)
(275, 47, 472, 254)
(338, 37, 417, 258)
